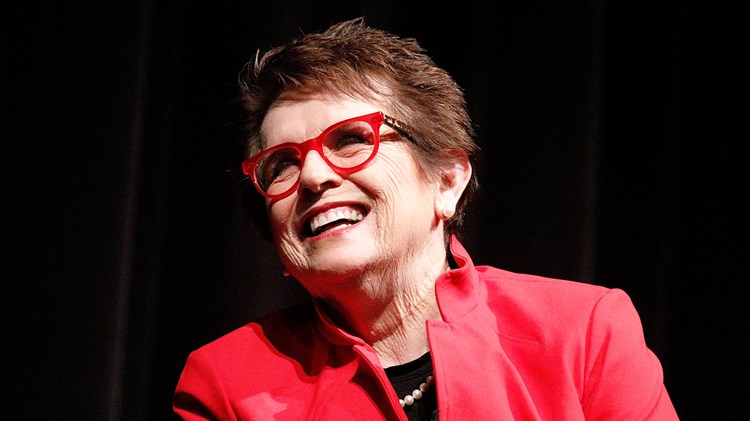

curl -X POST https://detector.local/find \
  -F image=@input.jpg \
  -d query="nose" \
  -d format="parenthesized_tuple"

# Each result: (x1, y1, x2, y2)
(297, 150, 343, 194)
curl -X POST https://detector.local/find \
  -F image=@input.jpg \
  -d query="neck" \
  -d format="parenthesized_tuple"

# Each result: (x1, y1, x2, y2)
(319, 254, 448, 368)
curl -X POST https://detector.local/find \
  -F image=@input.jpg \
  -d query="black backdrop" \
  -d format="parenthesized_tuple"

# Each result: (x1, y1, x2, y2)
(7, 1, 747, 420)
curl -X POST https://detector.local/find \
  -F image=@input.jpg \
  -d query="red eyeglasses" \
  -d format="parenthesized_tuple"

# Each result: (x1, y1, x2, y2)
(242, 111, 413, 200)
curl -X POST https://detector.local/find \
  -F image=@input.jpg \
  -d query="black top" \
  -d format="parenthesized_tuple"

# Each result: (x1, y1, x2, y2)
(385, 352, 438, 421)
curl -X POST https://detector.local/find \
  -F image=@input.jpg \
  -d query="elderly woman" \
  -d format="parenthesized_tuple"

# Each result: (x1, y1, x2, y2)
(173, 18, 678, 420)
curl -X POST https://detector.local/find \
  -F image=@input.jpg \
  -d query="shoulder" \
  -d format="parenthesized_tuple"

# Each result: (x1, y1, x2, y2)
(475, 266, 641, 344)
(174, 301, 332, 415)
(466, 268, 676, 419)
(182, 301, 319, 375)
(478, 265, 615, 308)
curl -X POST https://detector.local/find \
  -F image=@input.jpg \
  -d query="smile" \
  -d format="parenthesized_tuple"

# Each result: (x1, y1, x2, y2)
(307, 206, 366, 236)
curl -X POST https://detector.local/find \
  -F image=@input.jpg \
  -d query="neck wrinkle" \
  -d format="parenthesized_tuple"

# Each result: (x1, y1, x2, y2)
(319, 255, 448, 367)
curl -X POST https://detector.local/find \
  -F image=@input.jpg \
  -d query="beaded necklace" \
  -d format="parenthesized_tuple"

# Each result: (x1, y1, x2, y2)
(386, 352, 437, 420)
(399, 375, 434, 407)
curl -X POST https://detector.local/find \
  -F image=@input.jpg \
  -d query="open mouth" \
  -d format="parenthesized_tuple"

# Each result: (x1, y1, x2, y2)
(305, 206, 367, 237)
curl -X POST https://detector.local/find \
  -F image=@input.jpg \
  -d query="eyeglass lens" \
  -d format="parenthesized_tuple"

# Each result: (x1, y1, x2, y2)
(255, 119, 378, 196)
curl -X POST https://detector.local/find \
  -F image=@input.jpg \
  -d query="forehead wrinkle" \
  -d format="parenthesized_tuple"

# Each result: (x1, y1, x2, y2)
(260, 117, 320, 150)
(261, 91, 390, 150)
(261, 108, 337, 150)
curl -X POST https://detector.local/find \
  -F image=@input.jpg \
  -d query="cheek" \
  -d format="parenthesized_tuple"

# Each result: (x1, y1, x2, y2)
(367, 155, 409, 201)
(368, 153, 437, 217)
(267, 200, 293, 237)
(266, 201, 307, 267)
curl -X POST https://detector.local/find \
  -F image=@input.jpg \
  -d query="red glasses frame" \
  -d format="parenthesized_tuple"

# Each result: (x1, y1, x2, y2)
(242, 111, 412, 200)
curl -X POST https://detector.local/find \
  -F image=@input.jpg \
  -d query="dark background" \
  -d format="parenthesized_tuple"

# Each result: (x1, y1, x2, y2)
(6, 1, 747, 420)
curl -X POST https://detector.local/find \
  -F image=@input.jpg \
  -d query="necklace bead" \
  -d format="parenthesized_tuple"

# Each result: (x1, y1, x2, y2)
(399, 375, 434, 408)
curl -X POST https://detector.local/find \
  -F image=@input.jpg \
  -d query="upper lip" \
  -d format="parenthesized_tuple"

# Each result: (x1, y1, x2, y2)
(298, 201, 368, 236)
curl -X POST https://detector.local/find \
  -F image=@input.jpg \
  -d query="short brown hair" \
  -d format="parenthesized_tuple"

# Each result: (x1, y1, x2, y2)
(238, 17, 479, 238)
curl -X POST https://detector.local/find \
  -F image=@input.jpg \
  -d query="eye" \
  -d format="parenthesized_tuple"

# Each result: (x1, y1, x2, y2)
(325, 122, 375, 153)
(335, 133, 370, 149)
(257, 148, 300, 187)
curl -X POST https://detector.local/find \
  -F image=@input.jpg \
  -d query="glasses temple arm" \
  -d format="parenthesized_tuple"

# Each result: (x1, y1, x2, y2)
(382, 114, 416, 142)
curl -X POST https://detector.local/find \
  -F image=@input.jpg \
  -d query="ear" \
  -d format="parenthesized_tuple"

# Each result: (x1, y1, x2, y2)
(434, 149, 472, 221)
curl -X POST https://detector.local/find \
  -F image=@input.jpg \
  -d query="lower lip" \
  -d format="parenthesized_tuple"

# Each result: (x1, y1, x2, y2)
(307, 221, 362, 242)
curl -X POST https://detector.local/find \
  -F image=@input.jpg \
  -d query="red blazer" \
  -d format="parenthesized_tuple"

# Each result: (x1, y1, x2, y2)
(174, 236, 678, 420)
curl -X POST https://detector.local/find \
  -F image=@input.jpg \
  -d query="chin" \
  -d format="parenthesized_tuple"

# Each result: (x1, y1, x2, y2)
(296, 246, 376, 280)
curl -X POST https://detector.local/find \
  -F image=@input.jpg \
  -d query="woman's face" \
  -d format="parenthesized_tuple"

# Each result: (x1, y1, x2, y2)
(260, 94, 443, 293)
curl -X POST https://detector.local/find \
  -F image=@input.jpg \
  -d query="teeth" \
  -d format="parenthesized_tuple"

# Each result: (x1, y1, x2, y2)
(309, 207, 364, 234)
